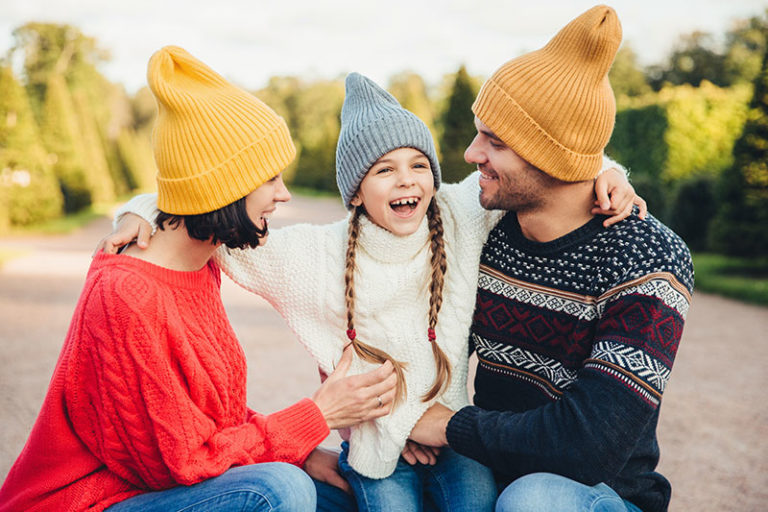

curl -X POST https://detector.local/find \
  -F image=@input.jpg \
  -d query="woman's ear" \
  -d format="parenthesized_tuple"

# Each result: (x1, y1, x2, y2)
(350, 194, 362, 207)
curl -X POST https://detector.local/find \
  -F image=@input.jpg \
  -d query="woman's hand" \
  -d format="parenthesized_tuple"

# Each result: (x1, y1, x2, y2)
(312, 345, 397, 430)
(593, 168, 648, 227)
(303, 447, 351, 494)
(93, 213, 153, 256)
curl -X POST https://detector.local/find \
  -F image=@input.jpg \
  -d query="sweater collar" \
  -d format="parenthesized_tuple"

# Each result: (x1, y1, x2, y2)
(91, 251, 217, 289)
(499, 211, 607, 254)
(356, 213, 430, 263)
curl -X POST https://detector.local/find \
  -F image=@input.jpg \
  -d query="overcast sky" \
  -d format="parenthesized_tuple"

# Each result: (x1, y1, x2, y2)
(1, 1, 766, 93)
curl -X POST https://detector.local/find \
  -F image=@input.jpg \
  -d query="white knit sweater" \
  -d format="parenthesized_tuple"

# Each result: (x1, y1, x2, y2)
(117, 172, 503, 478)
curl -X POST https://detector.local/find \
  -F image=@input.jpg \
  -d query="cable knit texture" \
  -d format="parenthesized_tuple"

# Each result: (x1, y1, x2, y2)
(0, 253, 329, 511)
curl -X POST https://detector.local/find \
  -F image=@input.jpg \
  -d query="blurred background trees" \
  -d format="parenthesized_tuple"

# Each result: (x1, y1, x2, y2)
(1, 12, 766, 261)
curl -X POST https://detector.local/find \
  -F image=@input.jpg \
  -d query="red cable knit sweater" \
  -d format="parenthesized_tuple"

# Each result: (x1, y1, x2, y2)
(0, 252, 329, 512)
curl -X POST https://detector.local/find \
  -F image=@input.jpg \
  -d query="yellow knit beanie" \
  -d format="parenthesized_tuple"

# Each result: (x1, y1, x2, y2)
(147, 46, 296, 214)
(472, 5, 622, 181)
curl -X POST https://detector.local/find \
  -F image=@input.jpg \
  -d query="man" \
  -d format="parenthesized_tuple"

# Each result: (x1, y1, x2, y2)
(410, 6, 693, 512)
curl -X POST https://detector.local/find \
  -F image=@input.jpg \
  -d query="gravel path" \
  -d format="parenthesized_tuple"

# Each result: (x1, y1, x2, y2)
(0, 196, 765, 511)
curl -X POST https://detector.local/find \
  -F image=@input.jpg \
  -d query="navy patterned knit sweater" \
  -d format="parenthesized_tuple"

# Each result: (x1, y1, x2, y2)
(446, 211, 693, 512)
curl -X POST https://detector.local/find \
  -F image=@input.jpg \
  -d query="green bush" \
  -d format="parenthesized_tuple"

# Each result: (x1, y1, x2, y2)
(710, 44, 768, 258)
(609, 82, 751, 183)
(668, 176, 718, 251)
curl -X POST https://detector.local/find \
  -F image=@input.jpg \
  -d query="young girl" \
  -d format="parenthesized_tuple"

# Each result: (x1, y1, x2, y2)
(110, 72, 640, 511)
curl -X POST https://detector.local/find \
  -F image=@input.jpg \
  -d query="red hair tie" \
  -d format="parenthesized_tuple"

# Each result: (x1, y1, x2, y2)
(428, 328, 436, 342)
(346, 329, 357, 341)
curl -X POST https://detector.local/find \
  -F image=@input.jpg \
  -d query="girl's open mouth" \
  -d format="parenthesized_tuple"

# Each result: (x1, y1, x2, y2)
(389, 197, 420, 216)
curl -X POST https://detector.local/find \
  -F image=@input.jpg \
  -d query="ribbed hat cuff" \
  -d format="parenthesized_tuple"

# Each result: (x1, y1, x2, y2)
(157, 121, 296, 215)
(472, 79, 603, 182)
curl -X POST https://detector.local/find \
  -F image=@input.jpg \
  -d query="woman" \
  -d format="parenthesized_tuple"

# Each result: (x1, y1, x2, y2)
(0, 46, 395, 512)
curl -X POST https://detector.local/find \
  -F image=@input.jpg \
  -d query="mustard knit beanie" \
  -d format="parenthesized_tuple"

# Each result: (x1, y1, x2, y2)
(472, 5, 622, 181)
(147, 46, 296, 214)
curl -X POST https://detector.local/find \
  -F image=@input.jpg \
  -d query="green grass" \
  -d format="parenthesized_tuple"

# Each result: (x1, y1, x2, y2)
(692, 253, 768, 306)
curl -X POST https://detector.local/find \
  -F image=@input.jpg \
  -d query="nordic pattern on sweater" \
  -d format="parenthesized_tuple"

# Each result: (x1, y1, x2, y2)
(447, 211, 693, 512)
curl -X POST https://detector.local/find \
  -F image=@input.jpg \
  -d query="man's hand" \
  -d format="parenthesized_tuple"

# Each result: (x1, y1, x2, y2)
(303, 447, 351, 494)
(401, 440, 441, 466)
(408, 403, 454, 448)
(93, 213, 153, 256)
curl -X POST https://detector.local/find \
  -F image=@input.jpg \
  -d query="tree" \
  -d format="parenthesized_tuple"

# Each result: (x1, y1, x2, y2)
(710, 41, 768, 257)
(438, 66, 477, 183)
(11, 23, 108, 116)
(647, 31, 727, 90)
(40, 73, 92, 211)
(0, 64, 63, 227)
(609, 45, 651, 98)
(723, 12, 768, 86)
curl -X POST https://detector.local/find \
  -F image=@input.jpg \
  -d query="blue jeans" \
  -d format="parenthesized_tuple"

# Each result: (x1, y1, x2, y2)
(338, 441, 497, 511)
(106, 462, 315, 511)
(495, 473, 642, 512)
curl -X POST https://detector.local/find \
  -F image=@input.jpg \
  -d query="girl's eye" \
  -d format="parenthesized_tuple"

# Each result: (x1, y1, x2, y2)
(375, 167, 392, 175)
(414, 162, 428, 169)
(489, 140, 504, 149)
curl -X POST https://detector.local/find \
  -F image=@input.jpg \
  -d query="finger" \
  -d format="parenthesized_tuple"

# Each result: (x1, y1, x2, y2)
(92, 238, 107, 257)
(363, 388, 396, 420)
(328, 469, 352, 493)
(330, 347, 354, 379)
(350, 359, 394, 388)
(364, 372, 398, 401)
(136, 223, 152, 249)
(636, 197, 648, 219)
(613, 188, 632, 213)
(595, 178, 610, 210)
(412, 445, 431, 465)
(603, 199, 633, 228)
(401, 444, 417, 465)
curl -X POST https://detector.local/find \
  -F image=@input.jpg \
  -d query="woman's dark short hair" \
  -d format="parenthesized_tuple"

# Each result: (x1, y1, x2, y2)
(156, 196, 267, 250)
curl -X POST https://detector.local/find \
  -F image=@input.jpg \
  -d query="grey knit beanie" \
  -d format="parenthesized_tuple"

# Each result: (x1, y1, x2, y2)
(336, 72, 441, 209)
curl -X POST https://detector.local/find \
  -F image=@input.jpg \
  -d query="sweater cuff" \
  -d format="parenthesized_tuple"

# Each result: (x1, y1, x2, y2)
(269, 398, 330, 464)
(446, 405, 482, 456)
(114, 193, 160, 234)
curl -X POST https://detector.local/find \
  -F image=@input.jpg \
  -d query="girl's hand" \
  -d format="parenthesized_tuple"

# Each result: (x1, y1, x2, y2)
(93, 213, 153, 256)
(303, 447, 352, 494)
(401, 440, 441, 466)
(592, 168, 648, 227)
(312, 345, 397, 430)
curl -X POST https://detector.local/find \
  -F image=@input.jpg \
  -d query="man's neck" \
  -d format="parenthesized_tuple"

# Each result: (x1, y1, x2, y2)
(122, 224, 218, 271)
(516, 180, 596, 243)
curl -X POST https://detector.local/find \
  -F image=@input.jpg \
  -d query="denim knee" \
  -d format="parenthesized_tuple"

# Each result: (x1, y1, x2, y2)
(495, 472, 626, 512)
(243, 462, 316, 511)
